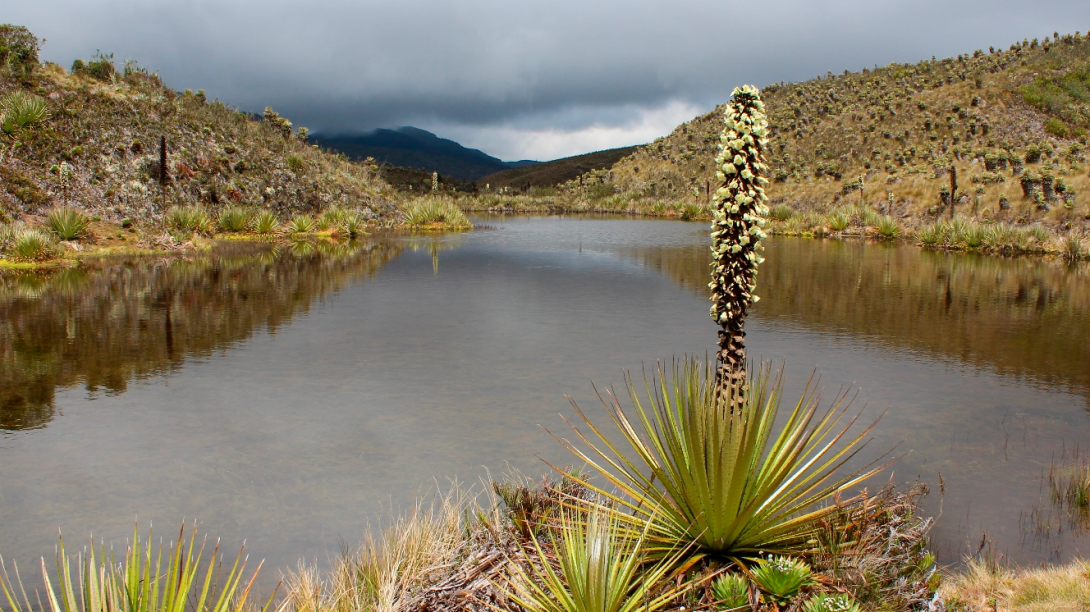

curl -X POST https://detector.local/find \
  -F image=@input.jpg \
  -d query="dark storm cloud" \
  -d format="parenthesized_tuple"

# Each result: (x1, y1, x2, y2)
(6, 0, 1087, 158)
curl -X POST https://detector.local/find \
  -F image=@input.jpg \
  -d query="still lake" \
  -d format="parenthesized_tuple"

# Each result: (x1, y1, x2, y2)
(1, 215, 1089, 588)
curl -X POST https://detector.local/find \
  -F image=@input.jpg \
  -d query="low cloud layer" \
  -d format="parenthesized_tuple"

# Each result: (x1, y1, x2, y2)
(9, 0, 1086, 159)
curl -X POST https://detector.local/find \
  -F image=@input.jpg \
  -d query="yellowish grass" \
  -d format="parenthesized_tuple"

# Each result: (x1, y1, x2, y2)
(941, 559, 1090, 612)
(280, 488, 471, 612)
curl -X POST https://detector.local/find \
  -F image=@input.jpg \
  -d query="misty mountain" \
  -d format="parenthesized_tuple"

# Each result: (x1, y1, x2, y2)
(312, 127, 536, 181)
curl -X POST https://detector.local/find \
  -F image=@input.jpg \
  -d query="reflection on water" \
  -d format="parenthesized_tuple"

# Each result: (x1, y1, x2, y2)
(0, 216, 1089, 591)
(0, 239, 402, 430)
(621, 237, 1090, 400)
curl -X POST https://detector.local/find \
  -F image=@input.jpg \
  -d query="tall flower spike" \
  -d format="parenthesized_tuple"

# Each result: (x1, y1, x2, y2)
(709, 85, 770, 397)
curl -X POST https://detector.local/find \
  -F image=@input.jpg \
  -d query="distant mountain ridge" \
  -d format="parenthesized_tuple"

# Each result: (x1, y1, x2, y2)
(313, 127, 536, 181)
(480, 146, 640, 192)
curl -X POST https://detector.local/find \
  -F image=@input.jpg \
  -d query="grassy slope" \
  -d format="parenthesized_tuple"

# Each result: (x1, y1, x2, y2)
(0, 44, 398, 230)
(478, 145, 640, 192)
(567, 32, 1090, 231)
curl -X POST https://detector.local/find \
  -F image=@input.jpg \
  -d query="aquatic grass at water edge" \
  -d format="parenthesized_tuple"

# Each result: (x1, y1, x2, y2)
(251, 209, 280, 235)
(218, 205, 251, 232)
(166, 204, 212, 235)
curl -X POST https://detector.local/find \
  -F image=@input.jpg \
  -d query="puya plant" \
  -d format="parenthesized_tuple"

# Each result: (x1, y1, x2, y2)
(554, 86, 884, 563)
(708, 85, 769, 396)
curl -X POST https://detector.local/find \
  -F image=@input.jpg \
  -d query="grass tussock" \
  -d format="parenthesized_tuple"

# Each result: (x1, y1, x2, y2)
(940, 559, 1090, 612)
(46, 206, 90, 240)
(281, 487, 474, 612)
(402, 197, 472, 229)
(0, 523, 264, 612)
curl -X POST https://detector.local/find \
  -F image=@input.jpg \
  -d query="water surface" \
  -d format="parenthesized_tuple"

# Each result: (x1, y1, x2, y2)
(1, 216, 1088, 590)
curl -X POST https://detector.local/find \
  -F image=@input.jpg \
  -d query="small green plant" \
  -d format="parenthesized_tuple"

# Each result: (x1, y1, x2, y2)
(751, 555, 812, 606)
(827, 211, 850, 232)
(340, 211, 365, 238)
(317, 206, 347, 230)
(803, 593, 862, 612)
(0, 91, 51, 137)
(1061, 233, 1085, 261)
(402, 198, 471, 229)
(711, 574, 751, 611)
(770, 204, 796, 221)
(46, 207, 90, 240)
(251, 209, 280, 235)
(218, 205, 251, 232)
(9, 228, 57, 261)
(0, 523, 264, 612)
(289, 214, 315, 234)
(286, 154, 305, 172)
(875, 215, 901, 238)
(1044, 118, 1069, 138)
(679, 202, 705, 220)
(166, 205, 212, 235)
(500, 509, 695, 612)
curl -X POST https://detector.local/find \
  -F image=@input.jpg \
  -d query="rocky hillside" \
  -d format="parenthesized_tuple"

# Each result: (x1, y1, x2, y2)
(0, 25, 397, 228)
(569, 31, 1090, 229)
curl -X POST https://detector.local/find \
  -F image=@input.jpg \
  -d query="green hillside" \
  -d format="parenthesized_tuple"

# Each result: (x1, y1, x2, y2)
(478, 146, 639, 193)
(0, 26, 398, 245)
(567, 31, 1090, 232)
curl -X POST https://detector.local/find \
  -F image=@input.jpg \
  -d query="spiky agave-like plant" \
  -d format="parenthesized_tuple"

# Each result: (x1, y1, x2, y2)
(709, 85, 770, 395)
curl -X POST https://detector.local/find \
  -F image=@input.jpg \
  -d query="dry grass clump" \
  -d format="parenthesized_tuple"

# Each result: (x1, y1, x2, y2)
(940, 559, 1090, 612)
(282, 488, 475, 612)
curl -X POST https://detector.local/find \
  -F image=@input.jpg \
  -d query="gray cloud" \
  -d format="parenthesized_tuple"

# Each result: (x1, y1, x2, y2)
(7, 0, 1087, 159)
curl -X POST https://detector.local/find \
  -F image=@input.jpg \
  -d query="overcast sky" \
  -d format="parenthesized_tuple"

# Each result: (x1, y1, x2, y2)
(8, 1, 1087, 160)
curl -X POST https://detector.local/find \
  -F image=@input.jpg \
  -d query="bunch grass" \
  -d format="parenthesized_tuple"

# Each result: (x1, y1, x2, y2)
(46, 207, 90, 240)
(0, 523, 265, 612)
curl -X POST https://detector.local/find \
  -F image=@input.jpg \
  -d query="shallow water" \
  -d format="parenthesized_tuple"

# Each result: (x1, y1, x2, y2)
(1, 216, 1088, 591)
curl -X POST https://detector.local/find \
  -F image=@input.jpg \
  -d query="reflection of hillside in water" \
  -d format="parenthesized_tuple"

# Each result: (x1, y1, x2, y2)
(0, 240, 402, 431)
(619, 237, 1090, 397)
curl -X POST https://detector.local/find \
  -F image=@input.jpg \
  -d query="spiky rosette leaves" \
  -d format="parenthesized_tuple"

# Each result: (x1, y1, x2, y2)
(709, 85, 770, 383)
